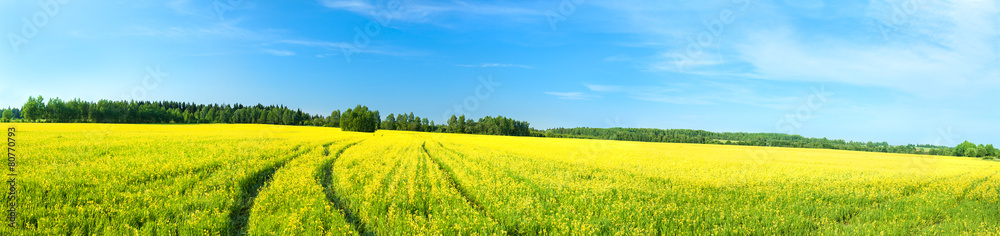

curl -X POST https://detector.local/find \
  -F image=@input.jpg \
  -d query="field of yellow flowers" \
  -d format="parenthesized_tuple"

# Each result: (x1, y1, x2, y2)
(2, 124, 998, 235)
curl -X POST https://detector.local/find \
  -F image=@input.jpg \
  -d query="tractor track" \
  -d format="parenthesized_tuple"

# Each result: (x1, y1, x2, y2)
(421, 141, 521, 235)
(318, 140, 371, 236)
(228, 142, 334, 235)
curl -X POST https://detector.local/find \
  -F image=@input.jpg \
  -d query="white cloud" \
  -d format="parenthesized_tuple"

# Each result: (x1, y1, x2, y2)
(583, 84, 623, 92)
(166, 0, 194, 15)
(263, 49, 295, 56)
(544, 92, 598, 100)
(319, 0, 374, 13)
(125, 19, 262, 40)
(584, 81, 798, 109)
(591, 0, 1000, 100)
(277, 40, 353, 49)
(275, 39, 426, 58)
(319, 0, 544, 24)
(733, 0, 1000, 98)
(458, 63, 532, 69)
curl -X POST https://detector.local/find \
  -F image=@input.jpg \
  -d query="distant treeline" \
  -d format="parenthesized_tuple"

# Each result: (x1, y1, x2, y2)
(17, 96, 322, 125)
(8, 96, 531, 136)
(3, 96, 996, 160)
(542, 127, 998, 159)
(0, 107, 21, 122)
(373, 112, 530, 136)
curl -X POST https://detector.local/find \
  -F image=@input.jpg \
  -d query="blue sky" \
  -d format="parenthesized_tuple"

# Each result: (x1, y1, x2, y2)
(1, 0, 998, 146)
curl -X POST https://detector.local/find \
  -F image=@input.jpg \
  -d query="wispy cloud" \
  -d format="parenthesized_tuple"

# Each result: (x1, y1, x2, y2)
(458, 63, 532, 69)
(732, 0, 1000, 98)
(276, 39, 353, 49)
(263, 49, 295, 56)
(319, 0, 374, 13)
(544, 92, 598, 100)
(594, 0, 1000, 99)
(275, 39, 425, 58)
(166, 0, 194, 15)
(126, 23, 258, 39)
(603, 55, 633, 62)
(319, 0, 545, 24)
(584, 81, 798, 109)
(583, 84, 624, 92)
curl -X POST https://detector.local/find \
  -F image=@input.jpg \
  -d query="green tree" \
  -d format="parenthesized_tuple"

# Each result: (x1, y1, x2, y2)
(384, 113, 396, 130)
(46, 97, 66, 122)
(205, 107, 217, 123)
(267, 110, 281, 124)
(421, 118, 430, 132)
(22, 96, 46, 121)
(395, 114, 405, 130)
(328, 110, 341, 127)
(340, 105, 379, 132)
(965, 148, 979, 158)
(218, 109, 231, 123)
(954, 141, 977, 157)
(257, 110, 268, 124)
(282, 109, 295, 125)
(1, 109, 11, 122)
(986, 144, 998, 157)
(64, 99, 79, 122)
(975, 145, 988, 158)
(448, 115, 458, 133)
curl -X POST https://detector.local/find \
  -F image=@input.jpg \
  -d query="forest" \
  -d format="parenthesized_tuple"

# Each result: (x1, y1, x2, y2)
(542, 127, 998, 159)
(7, 96, 531, 136)
(3, 96, 996, 160)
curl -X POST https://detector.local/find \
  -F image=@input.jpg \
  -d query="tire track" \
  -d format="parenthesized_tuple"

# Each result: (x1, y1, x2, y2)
(421, 142, 486, 212)
(433, 142, 553, 204)
(421, 142, 519, 235)
(318, 140, 371, 236)
(228, 142, 329, 235)
(431, 141, 560, 235)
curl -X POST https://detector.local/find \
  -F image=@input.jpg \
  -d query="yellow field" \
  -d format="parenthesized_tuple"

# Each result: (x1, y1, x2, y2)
(2, 124, 998, 235)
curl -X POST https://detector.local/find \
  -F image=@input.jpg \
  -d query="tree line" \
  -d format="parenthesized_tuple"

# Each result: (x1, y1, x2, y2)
(378, 113, 530, 136)
(952, 141, 998, 159)
(543, 127, 999, 160)
(4, 95, 995, 160)
(0, 107, 21, 122)
(6, 96, 533, 137)
(17, 96, 324, 125)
